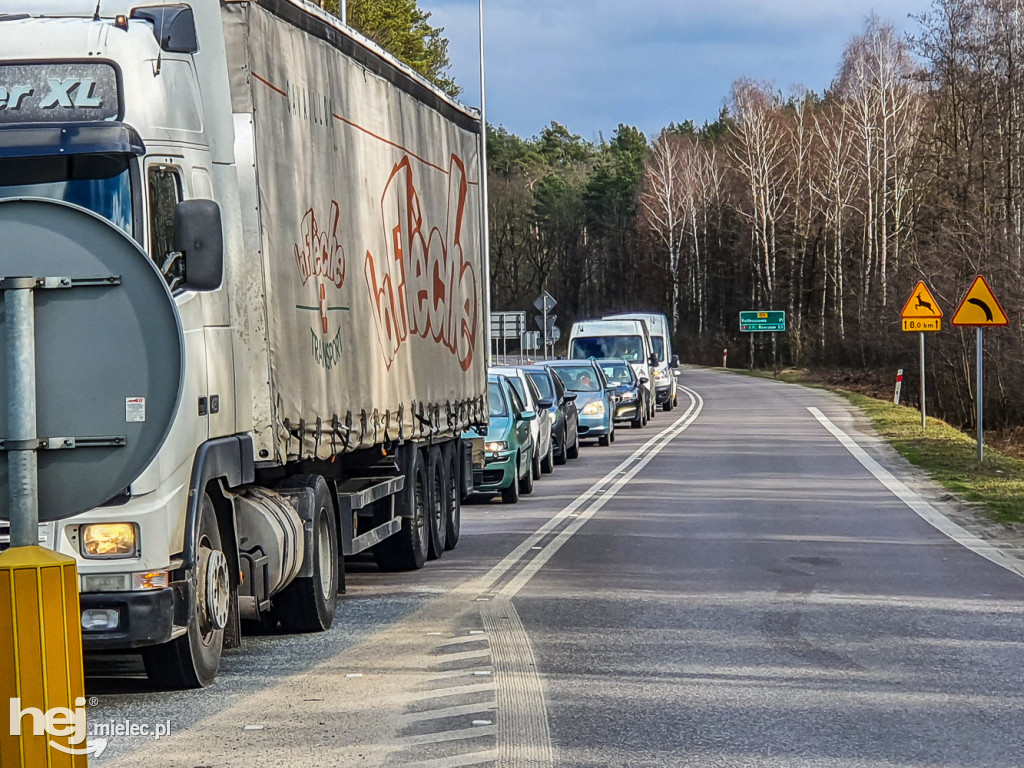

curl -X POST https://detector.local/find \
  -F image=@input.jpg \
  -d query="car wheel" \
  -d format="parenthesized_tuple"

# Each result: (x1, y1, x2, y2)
(531, 446, 541, 480)
(520, 452, 535, 494)
(567, 425, 580, 459)
(598, 432, 610, 447)
(541, 437, 555, 474)
(555, 426, 568, 465)
(631, 406, 643, 429)
(502, 456, 520, 504)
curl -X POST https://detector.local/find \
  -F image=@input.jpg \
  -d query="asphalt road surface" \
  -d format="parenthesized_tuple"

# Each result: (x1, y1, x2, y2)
(87, 368, 1024, 768)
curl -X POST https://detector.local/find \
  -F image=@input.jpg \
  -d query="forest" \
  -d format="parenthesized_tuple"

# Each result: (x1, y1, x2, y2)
(485, 0, 1024, 436)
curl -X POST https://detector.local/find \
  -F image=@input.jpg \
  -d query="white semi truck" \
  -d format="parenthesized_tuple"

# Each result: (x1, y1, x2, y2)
(0, 0, 486, 688)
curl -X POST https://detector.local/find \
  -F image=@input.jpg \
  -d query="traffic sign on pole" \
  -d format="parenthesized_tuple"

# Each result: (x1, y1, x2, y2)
(739, 310, 786, 332)
(951, 276, 1008, 326)
(900, 281, 942, 332)
(533, 291, 557, 314)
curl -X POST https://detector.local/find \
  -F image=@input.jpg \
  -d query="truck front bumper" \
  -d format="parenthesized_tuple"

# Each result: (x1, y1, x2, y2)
(81, 584, 187, 651)
(655, 384, 673, 404)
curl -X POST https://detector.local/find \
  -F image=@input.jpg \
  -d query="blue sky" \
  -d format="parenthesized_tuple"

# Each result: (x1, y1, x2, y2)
(422, 0, 935, 142)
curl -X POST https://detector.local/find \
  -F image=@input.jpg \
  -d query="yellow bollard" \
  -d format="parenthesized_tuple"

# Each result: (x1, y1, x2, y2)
(0, 546, 88, 768)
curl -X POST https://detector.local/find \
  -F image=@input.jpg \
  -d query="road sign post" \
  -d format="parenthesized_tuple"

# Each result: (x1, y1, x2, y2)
(900, 282, 943, 430)
(533, 292, 557, 362)
(951, 275, 1009, 462)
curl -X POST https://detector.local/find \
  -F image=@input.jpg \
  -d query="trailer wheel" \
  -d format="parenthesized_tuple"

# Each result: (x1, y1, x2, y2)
(375, 447, 429, 571)
(427, 446, 447, 560)
(274, 475, 339, 633)
(443, 442, 461, 550)
(143, 493, 227, 689)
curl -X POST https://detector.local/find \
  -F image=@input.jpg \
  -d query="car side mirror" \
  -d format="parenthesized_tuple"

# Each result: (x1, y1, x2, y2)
(639, 377, 648, 384)
(563, 392, 578, 402)
(519, 410, 537, 421)
(671, 355, 680, 368)
(173, 199, 223, 292)
(537, 398, 554, 409)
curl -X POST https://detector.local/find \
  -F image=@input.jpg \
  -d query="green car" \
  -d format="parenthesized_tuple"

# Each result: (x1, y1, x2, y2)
(464, 374, 537, 503)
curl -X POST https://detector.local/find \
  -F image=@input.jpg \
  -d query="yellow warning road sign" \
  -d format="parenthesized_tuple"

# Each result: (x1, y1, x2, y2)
(951, 275, 1009, 327)
(900, 281, 942, 332)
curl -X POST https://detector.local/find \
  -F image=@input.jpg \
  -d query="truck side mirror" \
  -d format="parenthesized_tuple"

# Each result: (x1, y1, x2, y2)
(671, 355, 680, 368)
(649, 353, 659, 367)
(174, 199, 223, 292)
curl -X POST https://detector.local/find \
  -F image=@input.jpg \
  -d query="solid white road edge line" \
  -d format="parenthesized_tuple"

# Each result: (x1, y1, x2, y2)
(809, 406, 1024, 580)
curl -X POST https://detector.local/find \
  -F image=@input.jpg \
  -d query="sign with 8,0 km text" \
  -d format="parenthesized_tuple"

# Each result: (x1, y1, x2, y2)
(900, 281, 942, 332)
(739, 310, 786, 333)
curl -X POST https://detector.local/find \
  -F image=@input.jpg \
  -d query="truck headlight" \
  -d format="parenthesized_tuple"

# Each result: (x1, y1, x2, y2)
(81, 523, 138, 559)
(653, 369, 665, 380)
(485, 440, 509, 452)
(582, 401, 605, 416)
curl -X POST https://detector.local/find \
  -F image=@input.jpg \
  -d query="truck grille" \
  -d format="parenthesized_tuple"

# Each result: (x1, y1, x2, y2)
(0, 522, 10, 553)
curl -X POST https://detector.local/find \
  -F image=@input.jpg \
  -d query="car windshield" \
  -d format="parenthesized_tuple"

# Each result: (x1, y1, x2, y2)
(0, 153, 133, 234)
(488, 382, 508, 418)
(601, 363, 633, 385)
(526, 372, 554, 400)
(570, 335, 643, 362)
(555, 366, 600, 392)
(652, 337, 665, 361)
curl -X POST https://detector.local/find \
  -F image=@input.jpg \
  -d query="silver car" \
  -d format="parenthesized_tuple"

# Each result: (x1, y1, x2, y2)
(489, 366, 555, 477)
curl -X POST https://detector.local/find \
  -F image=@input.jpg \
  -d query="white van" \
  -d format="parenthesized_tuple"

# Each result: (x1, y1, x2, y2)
(568, 319, 657, 419)
(604, 312, 679, 411)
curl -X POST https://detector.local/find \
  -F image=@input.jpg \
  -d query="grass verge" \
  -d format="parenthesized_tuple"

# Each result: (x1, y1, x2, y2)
(721, 367, 1024, 526)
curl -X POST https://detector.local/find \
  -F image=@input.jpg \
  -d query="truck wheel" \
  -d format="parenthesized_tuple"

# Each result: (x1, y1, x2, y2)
(519, 451, 535, 495)
(375, 447, 429, 571)
(143, 494, 228, 689)
(274, 475, 339, 633)
(541, 437, 554, 474)
(554, 427, 568, 466)
(427, 446, 447, 560)
(443, 442, 461, 550)
(664, 396, 673, 412)
(502, 459, 520, 504)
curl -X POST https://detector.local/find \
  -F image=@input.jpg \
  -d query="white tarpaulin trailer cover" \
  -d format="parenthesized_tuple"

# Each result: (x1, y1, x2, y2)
(224, 0, 487, 463)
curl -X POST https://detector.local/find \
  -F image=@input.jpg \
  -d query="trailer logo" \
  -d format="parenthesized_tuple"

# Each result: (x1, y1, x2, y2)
(294, 201, 349, 370)
(364, 154, 479, 371)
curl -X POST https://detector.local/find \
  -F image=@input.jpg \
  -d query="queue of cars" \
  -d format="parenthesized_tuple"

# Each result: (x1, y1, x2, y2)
(464, 312, 677, 504)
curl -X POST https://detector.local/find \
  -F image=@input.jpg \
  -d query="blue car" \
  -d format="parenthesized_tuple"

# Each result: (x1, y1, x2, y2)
(544, 359, 616, 447)
(598, 358, 647, 429)
(463, 374, 537, 503)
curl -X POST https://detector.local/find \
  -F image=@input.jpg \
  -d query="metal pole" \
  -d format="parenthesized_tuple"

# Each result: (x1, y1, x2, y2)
(542, 303, 548, 361)
(977, 327, 984, 462)
(919, 332, 926, 430)
(5, 282, 39, 547)
(478, 0, 492, 366)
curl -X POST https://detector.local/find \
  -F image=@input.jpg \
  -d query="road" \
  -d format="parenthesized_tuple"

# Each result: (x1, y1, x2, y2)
(88, 369, 1024, 768)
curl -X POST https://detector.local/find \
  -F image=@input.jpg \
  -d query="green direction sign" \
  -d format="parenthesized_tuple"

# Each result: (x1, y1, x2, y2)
(740, 310, 786, 332)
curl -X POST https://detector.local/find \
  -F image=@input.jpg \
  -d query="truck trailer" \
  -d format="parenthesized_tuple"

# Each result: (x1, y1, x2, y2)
(0, 0, 486, 688)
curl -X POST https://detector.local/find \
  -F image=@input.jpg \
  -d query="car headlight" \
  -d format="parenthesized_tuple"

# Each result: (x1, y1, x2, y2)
(81, 523, 138, 559)
(485, 440, 509, 452)
(582, 401, 606, 415)
(621, 391, 637, 401)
